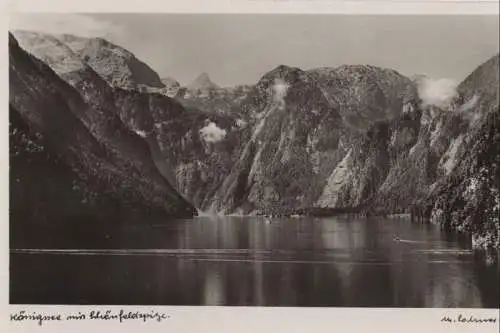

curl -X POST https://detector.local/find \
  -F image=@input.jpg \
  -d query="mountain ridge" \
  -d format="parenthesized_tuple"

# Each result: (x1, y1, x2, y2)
(9, 30, 499, 248)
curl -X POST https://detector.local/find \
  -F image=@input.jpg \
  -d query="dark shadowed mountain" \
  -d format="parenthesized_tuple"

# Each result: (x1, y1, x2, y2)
(13, 31, 246, 210)
(9, 33, 195, 223)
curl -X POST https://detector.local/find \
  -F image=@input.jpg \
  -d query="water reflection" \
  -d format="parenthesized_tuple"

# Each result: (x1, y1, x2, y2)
(9, 216, 499, 307)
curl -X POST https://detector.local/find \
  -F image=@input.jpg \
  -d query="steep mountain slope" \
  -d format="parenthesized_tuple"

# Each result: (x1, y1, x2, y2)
(112, 87, 246, 209)
(332, 54, 499, 249)
(204, 64, 417, 214)
(424, 55, 500, 249)
(9, 105, 124, 247)
(9, 32, 195, 219)
(13, 30, 245, 210)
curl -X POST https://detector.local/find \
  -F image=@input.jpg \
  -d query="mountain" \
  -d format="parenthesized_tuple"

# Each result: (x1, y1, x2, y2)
(50, 33, 165, 90)
(202, 64, 418, 214)
(10, 30, 498, 249)
(9, 32, 195, 223)
(194, 56, 498, 249)
(335, 55, 499, 249)
(186, 72, 219, 91)
(176, 84, 252, 116)
(308, 65, 417, 131)
(17, 30, 245, 116)
(12, 30, 245, 210)
(10, 104, 121, 247)
(424, 55, 500, 248)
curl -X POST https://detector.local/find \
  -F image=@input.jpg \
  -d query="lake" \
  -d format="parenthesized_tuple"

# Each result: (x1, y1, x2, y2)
(9, 216, 499, 307)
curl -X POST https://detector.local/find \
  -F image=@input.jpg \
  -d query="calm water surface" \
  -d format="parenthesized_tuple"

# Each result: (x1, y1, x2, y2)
(10, 216, 499, 307)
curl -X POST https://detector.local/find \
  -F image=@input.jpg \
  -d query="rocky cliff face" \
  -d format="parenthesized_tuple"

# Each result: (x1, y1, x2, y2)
(308, 65, 417, 132)
(9, 33, 195, 220)
(203, 64, 418, 214)
(423, 55, 500, 249)
(112, 87, 246, 209)
(326, 55, 500, 249)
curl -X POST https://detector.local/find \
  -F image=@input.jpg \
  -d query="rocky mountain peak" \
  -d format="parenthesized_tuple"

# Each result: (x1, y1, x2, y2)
(12, 30, 88, 75)
(187, 72, 219, 90)
(31, 32, 165, 90)
(308, 64, 417, 131)
(259, 64, 306, 87)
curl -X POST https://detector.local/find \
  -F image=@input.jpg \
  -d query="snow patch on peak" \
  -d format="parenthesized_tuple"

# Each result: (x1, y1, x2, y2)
(457, 94, 482, 124)
(199, 122, 227, 143)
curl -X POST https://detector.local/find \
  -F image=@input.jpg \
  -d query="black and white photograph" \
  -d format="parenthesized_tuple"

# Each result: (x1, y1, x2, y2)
(7, 11, 500, 311)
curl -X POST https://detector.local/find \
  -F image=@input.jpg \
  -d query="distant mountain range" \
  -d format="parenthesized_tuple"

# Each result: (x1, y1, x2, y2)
(9, 30, 500, 249)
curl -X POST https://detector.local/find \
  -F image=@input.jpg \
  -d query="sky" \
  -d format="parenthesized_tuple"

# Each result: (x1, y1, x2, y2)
(10, 13, 500, 87)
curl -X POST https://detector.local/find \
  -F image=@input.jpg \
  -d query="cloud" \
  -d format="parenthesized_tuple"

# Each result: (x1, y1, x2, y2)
(9, 13, 124, 40)
(417, 77, 458, 109)
(458, 94, 480, 113)
(458, 94, 482, 124)
(273, 78, 289, 99)
(199, 122, 227, 143)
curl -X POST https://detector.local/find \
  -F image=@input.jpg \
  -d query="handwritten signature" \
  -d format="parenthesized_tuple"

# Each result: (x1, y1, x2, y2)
(441, 314, 498, 324)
